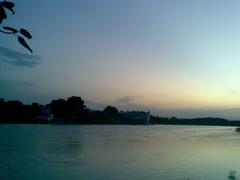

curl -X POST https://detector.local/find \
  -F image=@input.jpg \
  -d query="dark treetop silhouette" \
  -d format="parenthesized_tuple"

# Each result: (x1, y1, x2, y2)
(0, 1, 33, 53)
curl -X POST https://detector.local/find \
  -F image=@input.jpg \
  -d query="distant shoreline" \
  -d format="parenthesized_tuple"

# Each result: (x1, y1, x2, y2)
(1, 96, 239, 126)
(1, 119, 240, 127)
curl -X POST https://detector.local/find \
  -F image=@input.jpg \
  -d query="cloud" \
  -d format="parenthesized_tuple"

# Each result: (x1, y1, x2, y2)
(0, 46, 42, 67)
(85, 100, 107, 110)
(116, 96, 142, 105)
(0, 78, 38, 103)
(228, 90, 239, 95)
(0, 79, 36, 94)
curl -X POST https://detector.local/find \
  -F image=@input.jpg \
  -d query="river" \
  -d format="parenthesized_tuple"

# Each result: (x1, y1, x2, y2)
(1, 125, 240, 180)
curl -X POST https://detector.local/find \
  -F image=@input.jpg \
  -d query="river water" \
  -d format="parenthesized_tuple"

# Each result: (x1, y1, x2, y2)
(1, 125, 240, 180)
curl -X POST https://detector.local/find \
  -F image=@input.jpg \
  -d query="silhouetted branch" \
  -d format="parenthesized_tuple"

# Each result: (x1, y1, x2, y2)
(0, 1, 33, 53)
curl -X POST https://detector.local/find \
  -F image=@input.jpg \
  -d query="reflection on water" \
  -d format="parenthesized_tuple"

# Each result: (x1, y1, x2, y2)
(47, 139, 82, 156)
(1, 125, 240, 180)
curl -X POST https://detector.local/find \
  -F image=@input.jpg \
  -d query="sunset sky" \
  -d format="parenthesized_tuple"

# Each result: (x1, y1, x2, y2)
(0, 0, 240, 119)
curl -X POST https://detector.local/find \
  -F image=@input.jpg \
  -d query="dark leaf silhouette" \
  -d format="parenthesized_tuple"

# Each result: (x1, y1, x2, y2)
(0, 5, 7, 24)
(19, 28, 32, 39)
(18, 36, 33, 53)
(0, 1, 33, 53)
(0, 1, 15, 9)
(3, 26, 18, 33)
(1, 1, 15, 14)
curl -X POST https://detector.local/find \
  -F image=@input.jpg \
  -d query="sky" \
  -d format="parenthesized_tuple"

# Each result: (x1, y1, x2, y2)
(0, 0, 240, 119)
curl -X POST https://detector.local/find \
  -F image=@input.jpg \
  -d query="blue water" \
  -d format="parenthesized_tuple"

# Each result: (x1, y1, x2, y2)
(1, 125, 240, 180)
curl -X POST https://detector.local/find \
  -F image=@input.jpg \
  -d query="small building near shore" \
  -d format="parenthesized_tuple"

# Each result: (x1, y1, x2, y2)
(33, 105, 53, 122)
(121, 111, 150, 124)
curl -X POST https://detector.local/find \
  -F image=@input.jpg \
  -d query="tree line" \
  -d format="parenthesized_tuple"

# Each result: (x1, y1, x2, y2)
(0, 96, 239, 126)
(0, 96, 146, 124)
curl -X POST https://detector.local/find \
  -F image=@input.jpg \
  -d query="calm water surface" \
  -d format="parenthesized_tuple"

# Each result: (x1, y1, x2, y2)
(1, 125, 240, 180)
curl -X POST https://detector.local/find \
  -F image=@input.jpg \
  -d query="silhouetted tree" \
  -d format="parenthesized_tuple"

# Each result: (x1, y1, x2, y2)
(0, 1, 33, 53)
(30, 102, 41, 117)
(50, 99, 67, 117)
(49, 96, 89, 124)
(103, 106, 119, 116)
(50, 97, 86, 118)
(66, 96, 85, 112)
(101, 106, 122, 124)
(0, 98, 4, 108)
(1, 100, 31, 123)
(6, 100, 23, 108)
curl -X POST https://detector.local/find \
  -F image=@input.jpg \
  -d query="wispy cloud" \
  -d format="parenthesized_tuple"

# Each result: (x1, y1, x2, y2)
(0, 46, 42, 67)
(228, 90, 239, 95)
(0, 79, 36, 94)
(116, 96, 142, 105)
(85, 100, 107, 111)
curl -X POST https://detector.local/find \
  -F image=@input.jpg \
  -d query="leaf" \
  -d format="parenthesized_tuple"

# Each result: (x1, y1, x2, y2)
(1, 1, 15, 14)
(0, 5, 7, 24)
(19, 28, 32, 39)
(18, 36, 33, 53)
(1, 1, 15, 9)
(3, 26, 18, 33)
